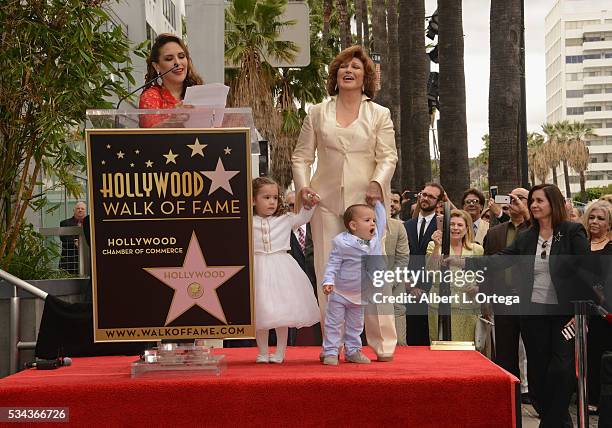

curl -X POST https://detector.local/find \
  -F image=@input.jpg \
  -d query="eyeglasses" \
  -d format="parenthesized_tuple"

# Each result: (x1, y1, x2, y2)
(419, 192, 439, 201)
(464, 199, 480, 206)
(541, 240, 548, 260)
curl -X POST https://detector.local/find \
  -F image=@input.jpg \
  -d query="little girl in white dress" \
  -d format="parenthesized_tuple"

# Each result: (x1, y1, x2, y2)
(252, 177, 321, 363)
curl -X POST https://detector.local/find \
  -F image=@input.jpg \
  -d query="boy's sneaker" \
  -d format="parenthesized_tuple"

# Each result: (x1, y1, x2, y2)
(322, 355, 339, 365)
(345, 351, 371, 364)
(269, 354, 284, 364)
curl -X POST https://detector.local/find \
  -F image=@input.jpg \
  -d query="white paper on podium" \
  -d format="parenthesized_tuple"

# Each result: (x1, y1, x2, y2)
(183, 84, 230, 128)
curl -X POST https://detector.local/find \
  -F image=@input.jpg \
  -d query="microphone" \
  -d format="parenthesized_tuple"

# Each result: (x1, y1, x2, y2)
(116, 63, 179, 109)
(24, 357, 72, 370)
(592, 303, 612, 324)
(562, 302, 612, 340)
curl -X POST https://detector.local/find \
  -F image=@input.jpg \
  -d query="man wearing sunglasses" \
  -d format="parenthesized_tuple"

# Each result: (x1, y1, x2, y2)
(461, 188, 488, 244)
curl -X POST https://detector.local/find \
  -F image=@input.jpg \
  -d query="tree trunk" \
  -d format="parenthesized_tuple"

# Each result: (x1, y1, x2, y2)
(405, 0, 430, 191)
(399, 0, 414, 190)
(438, 0, 470, 204)
(361, 0, 370, 50)
(323, 0, 333, 43)
(387, 0, 401, 189)
(530, 171, 535, 187)
(562, 159, 571, 198)
(355, 0, 363, 47)
(371, 0, 388, 107)
(579, 170, 586, 202)
(488, 0, 522, 194)
(552, 165, 558, 186)
(337, 0, 352, 50)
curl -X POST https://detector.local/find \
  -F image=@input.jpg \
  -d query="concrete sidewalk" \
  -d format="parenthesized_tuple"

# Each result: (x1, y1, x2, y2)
(521, 403, 599, 427)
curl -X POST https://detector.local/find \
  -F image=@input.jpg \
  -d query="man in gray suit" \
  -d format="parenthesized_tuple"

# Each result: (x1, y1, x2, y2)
(384, 190, 410, 345)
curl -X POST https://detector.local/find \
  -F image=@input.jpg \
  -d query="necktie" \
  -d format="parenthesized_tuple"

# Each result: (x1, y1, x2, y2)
(297, 226, 306, 253)
(473, 223, 478, 236)
(418, 217, 426, 245)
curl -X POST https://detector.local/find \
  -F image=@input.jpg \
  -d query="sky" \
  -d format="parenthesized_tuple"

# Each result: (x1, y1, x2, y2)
(424, 0, 556, 157)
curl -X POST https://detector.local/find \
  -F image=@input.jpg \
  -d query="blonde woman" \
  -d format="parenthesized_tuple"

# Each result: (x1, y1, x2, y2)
(426, 209, 484, 342)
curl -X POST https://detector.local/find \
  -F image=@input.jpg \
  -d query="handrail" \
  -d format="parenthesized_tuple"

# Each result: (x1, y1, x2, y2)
(0, 269, 48, 300)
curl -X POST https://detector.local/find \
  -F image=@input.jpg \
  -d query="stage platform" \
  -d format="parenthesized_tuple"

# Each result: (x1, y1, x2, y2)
(0, 346, 518, 427)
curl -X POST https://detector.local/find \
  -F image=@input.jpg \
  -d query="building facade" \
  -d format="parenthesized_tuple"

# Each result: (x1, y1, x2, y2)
(545, 0, 612, 194)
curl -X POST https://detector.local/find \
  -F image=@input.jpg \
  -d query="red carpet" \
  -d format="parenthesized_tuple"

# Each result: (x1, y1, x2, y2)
(0, 347, 517, 427)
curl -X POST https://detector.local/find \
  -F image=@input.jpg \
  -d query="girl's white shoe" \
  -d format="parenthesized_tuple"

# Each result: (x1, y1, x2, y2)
(256, 354, 269, 363)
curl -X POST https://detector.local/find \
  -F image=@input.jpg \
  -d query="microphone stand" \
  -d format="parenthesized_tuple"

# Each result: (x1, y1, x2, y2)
(438, 201, 452, 341)
(574, 300, 589, 428)
(114, 64, 179, 127)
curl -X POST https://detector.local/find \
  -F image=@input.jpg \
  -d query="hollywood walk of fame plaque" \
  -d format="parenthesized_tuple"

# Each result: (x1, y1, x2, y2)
(86, 128, 254, 342)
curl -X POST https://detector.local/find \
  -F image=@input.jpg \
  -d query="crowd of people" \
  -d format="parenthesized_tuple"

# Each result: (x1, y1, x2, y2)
(137, 33, 612, 426)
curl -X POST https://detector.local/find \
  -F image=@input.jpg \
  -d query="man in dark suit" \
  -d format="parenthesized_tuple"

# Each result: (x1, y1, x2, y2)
(404, 182, 445, 345)
(59, 201, 87, 275)
(482, 188, 530, 402)
(286, 191, 321, 346)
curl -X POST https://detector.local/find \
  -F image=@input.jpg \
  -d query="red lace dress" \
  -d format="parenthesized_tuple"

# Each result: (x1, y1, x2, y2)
(138, 85, 180, 128)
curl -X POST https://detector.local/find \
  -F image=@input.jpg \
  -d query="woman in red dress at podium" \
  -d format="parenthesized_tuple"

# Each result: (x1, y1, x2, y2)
(138, 33, 203, 128)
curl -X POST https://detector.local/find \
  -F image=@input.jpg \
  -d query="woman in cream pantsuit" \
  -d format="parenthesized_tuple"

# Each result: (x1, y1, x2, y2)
(291, 46, 398, 360)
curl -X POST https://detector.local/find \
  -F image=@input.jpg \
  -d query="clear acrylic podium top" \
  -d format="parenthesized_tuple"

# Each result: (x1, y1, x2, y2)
(86, 107, 259, 154)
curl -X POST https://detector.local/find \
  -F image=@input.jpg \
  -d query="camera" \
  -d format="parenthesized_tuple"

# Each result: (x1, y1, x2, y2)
(494, 195, 511, 204)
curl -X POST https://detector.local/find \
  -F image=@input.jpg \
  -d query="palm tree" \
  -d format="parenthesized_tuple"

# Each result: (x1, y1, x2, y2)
(322, 0, 333, 42)
(541, 122, 561, 187)
(527, 132, 547, 185)
(371, 0, 388, 106)
(387, 0, 401, 189)
(336, 0, 351, 50)
(355, 0, 364, 46)
(567, 121, 595, 202)
(400, 0, 430, 191)
(437, 0, 470, 204)
(360, 0, 370, 50)
(225, 0, 298, 187)
(488, 0, 522, 194)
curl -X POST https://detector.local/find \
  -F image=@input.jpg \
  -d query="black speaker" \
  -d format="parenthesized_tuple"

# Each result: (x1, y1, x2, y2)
(600, 351, 612, 427)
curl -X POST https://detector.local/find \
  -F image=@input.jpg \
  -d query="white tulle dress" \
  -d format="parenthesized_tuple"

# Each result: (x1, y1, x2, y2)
(253, 207, 321, 330)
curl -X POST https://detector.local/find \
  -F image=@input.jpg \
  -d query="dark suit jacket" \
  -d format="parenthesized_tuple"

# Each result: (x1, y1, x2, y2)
(468, 221, 597, 314)
(405, 216, 437, 256)
(289, 224, 317, 289)
(404, 216, 437, 291)
(482, 221, 528, 314)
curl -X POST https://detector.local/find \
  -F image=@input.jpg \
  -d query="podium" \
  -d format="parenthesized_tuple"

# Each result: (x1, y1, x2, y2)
(84, 108, 256, 344)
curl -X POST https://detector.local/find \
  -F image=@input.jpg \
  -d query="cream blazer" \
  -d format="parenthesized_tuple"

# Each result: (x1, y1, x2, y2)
(292, 95, 398, 216)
